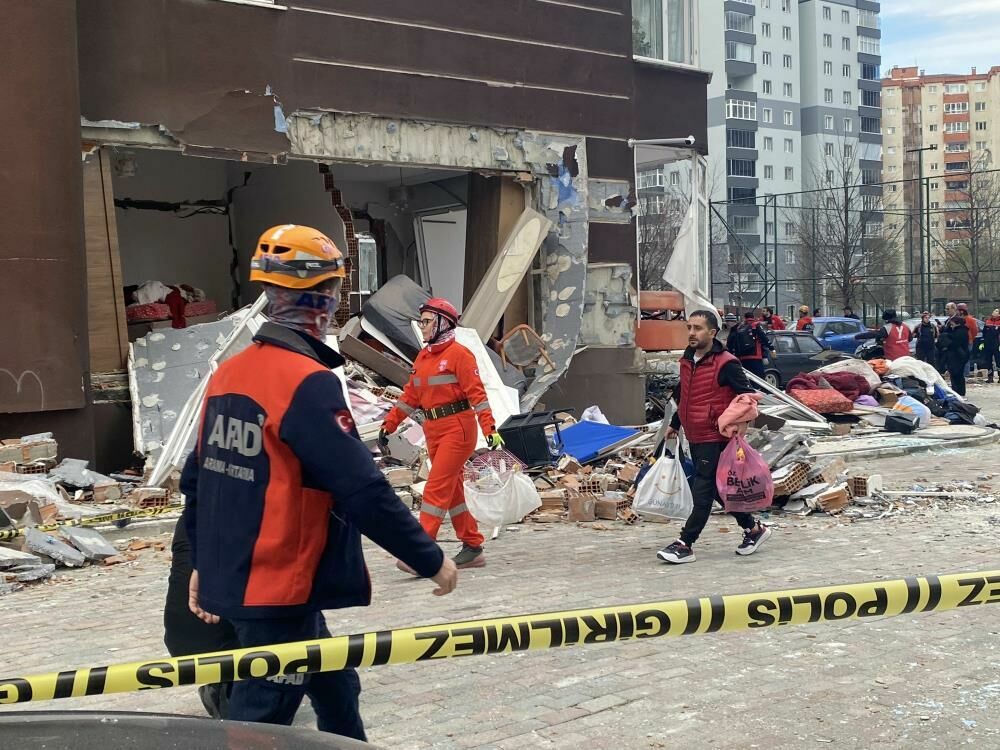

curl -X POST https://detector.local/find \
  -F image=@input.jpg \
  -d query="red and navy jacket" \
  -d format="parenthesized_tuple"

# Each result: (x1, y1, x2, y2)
(180, 323, 443, 620)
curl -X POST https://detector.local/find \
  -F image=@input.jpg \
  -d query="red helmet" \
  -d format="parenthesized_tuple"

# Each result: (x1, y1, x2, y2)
(419, 297, 459, 327)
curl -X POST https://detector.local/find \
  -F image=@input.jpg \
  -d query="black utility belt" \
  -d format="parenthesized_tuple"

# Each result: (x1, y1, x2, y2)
(425, 399, 471, 420)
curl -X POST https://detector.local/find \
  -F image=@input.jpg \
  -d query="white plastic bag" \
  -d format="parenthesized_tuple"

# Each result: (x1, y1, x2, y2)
(508, 472, 542, 523)
(581, 405, 610, 424)
(464, 468, 541, 527)
(463, 469, 511, 528)
(633, 442, 693, 521)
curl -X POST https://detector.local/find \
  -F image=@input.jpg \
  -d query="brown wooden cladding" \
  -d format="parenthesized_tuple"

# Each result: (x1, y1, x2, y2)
(1, 0, 88, 414)
(77, 0, 708, 155)
(292, 13, 632, 97)
(294, 60, 630, 139)
(290, 0, 630, 56)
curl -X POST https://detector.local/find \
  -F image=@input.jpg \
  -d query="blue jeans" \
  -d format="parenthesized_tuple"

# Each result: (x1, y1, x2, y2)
(227, 613, 366, 741)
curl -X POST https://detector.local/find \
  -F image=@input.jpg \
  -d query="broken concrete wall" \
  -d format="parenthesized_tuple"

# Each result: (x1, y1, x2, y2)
(129, 318, 245, 458)
(112, 149, 233, 310)
(580, 264, 638, 347)
(229, 160, 348, 306)
(520, 135, 590, 411)
(285, 114, 592, 411)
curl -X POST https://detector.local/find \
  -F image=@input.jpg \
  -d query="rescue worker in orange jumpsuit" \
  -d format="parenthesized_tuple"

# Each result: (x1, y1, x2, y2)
(378, 298, 502, 570)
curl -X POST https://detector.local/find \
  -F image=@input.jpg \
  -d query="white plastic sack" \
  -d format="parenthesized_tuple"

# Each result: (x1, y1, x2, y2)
(633, 443, 693, 521)
(508, 472, 542, 523)
(464, 472, 510, 528)
(581, 405, 610, 424)
(463, 467, 540, 527)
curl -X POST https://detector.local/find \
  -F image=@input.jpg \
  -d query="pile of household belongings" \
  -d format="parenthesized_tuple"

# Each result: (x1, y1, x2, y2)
(782, 356, 989, 434)
(0, 434, 173, 593)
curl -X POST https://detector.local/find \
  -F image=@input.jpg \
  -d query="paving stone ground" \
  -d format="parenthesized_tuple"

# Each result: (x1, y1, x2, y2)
(1, 381, 999, 748)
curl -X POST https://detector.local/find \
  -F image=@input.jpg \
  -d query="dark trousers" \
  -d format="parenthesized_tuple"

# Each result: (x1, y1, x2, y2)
(915, 344, 935, 364)
(679, 441, 756, 546)
(227, 613, 367, 741)
(984, 346, 1000, 374)
(164, 519, 240, 718)
(949, 361, 967, 396)
(740, 358, 766, 379)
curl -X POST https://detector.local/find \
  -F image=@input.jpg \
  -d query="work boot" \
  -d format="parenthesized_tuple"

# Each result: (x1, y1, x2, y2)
(453, 544, 486, 569)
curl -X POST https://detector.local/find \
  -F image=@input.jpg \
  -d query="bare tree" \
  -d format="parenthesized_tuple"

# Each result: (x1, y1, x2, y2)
(785, 143, 905, 312)
(936, 166, 1000, 314)
(636, 188, 689, 292)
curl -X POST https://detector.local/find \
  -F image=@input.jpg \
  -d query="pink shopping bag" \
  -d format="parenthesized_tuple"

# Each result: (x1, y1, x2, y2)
(715, 435, 774, 513)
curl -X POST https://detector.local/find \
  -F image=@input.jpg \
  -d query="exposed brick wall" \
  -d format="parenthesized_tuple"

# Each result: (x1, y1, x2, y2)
(318, 164, 357, 326)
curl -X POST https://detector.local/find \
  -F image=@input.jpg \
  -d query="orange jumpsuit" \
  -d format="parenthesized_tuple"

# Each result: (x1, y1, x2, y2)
(383, 339, 495, 547)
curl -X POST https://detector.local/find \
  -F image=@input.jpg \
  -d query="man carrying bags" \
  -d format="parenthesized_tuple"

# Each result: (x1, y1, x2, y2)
(657, 310, 772, 565)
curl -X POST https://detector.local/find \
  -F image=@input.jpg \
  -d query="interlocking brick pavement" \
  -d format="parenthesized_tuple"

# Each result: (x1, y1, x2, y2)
(1, 500, 999, 749)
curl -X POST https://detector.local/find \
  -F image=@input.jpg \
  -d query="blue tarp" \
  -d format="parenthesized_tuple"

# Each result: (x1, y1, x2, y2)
(559, 421, 640, 464)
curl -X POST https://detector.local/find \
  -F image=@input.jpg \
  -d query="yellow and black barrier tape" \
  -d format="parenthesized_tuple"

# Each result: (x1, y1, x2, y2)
(1, 570, 998, 704)
(0, 505, 183, 542)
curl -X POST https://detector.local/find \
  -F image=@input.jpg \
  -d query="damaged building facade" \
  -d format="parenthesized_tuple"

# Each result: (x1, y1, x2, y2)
(2, 0, 708, 468)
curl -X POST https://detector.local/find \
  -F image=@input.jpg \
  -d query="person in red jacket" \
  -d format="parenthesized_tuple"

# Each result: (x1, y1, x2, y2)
(795, 305, 813, 332)
(876, 310, 912, 360)
(657, 310, 771, 565)
(380, 298, 502, 570)
(760, 307, 786, 331)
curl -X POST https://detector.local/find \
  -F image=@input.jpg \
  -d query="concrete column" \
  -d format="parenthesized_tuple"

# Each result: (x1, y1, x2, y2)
(0, 1, 95, 459)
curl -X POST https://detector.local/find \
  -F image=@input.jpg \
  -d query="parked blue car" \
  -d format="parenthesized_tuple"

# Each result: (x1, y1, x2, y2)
(811, 317, 870, 354)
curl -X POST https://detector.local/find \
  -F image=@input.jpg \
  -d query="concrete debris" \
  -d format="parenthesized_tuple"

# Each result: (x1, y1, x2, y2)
(9, 563, 55, 582)
(49, 458, 117, 492)
(0, 546, 42, 569)
(23, 528, 86, 568)
(60, 527, 119, 561)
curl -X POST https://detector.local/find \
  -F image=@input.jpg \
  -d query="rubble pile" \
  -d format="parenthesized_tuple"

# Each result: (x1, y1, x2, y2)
(0, 433, 183, 594)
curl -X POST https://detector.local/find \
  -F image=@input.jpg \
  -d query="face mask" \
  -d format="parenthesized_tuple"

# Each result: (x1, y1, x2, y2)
(265, 284, 341, 339)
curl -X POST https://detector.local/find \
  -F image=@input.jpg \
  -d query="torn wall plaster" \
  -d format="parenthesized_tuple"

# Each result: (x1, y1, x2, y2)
(519, 134, 590, 411)
(579, 263, 637, 347)
(586, 179, 635, 224)
(288, 112, 533, 172)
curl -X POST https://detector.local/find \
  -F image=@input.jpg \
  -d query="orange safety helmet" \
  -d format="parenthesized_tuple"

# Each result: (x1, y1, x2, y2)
(419, 297, 459, 327)
(250, 224, 347, 290)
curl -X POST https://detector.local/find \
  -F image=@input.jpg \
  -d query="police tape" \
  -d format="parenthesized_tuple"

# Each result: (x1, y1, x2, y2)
(1, 569, 998, 704)
(0, 505, 183, 542)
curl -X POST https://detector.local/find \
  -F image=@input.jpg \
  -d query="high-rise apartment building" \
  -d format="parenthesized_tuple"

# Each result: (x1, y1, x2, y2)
(698, 0, 882, 316)
(882, 66, 1000, 309)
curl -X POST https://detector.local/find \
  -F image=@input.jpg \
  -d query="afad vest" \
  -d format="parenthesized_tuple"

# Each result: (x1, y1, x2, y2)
(678, 350, 738, 443)
(883, 323, 910, 360)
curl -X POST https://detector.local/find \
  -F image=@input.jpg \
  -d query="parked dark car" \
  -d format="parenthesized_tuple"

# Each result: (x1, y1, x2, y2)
(763, 331, 853, 388)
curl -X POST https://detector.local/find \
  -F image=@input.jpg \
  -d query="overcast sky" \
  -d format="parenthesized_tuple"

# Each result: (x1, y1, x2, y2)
(881, 1, 1000, 76)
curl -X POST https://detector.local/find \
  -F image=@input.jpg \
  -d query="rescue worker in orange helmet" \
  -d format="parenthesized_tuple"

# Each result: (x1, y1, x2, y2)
(182, 225, 457, 738)
(379, 297, 501, 570)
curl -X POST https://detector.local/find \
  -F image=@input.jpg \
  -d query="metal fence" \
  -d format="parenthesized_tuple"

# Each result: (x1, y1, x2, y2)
(708, 167, 1000, 321)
